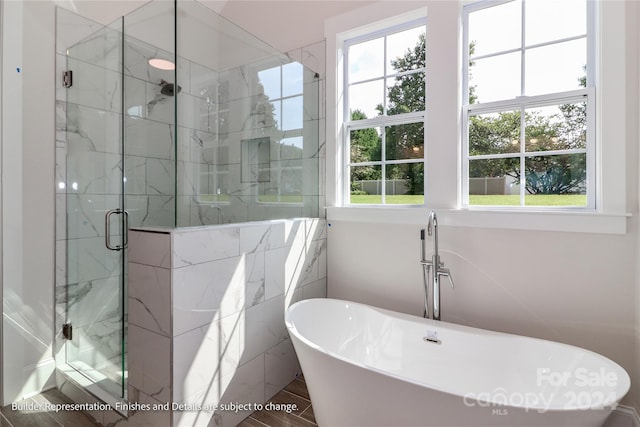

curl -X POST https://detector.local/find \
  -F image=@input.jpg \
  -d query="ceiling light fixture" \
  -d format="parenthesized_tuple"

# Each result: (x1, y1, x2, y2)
(148, 58, 175, 70)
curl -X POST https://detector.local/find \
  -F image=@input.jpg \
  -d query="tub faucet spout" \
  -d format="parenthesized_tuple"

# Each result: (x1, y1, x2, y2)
(420, 211, 454, 320)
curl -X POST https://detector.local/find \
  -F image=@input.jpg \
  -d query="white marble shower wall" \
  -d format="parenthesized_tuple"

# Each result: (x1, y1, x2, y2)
(182, 40, 326, 227)
(127, 218, 326, 427)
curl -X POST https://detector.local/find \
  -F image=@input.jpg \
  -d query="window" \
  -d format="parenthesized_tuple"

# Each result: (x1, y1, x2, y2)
(343, 20, 426, 205)
(463, 0, 595, 209)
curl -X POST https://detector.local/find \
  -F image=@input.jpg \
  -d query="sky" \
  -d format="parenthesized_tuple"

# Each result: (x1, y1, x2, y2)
(346, 0, 587, 119)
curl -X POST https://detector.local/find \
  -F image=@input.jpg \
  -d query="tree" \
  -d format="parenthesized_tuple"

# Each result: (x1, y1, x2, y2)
(378, 33, 426, 195)
(468, 61, 587, 195)
(349, 110, 381, 192)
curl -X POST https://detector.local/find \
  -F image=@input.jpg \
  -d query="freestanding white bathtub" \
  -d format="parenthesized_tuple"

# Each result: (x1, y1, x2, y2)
(285, 298, 630, 427)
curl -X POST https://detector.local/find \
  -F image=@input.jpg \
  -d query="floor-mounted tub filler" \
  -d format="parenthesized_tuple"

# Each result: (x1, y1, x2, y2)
(286, 298, 630, 427)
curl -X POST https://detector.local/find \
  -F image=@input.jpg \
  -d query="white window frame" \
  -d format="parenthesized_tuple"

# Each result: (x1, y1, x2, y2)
(461, 0, 597, 210)
(325, 1, 629, 234)
(342, 18, 427, 206)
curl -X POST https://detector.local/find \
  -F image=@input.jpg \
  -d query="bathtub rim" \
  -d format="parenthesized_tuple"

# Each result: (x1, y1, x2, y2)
(285, 297, 631, 413)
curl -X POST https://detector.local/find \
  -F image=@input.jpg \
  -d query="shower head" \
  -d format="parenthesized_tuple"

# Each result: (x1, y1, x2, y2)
(159, 79, 181, 96)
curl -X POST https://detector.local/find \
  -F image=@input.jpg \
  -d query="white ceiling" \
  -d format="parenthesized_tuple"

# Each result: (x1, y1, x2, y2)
(214, 0, 377, 52)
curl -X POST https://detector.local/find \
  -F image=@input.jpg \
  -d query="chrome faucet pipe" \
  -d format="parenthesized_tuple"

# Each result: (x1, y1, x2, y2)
(420, 211, 454, 320)
(428, 211, 442, 320)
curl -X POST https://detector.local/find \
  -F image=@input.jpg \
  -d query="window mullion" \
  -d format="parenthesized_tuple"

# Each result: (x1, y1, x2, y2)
(520, 104, 526, 206)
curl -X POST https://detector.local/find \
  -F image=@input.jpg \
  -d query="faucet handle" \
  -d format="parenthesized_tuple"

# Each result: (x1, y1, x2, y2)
(438, 268, 455, 289)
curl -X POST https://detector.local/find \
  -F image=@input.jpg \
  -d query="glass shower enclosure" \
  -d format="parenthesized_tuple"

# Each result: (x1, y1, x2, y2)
(55, 0, 320, 404)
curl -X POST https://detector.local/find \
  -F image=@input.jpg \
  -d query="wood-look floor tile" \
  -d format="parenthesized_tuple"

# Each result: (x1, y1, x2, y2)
(0, 407, 60, 427)
(284, 379, 310, 400)
(299, 405, 316, 425)
(251, 409, 316, 427)
(237, 415, 270, 427)
(265, 390, 311, 415)
(0, 412, 14, 427)
(33, 390, 100, 427)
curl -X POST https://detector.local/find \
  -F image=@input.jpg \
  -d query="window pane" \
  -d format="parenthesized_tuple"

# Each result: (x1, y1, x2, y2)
(282, 62, 303, 97)
(349, 80, 383, 120)
(385, 122, 424, 160)
(386, 163, 424, 204)
(350, 165, 382, 204)
(258, 66, 280, 100)
(470, 52, 520, 103)
(524, 154, 586, 206)
(281, 96, 303, 131)
(271, 100, 282, 130)
(525, 0, 586, 46)
(349, 127, 381, 163)
(386, 72, 424, 116)
(469, 157, 520, 205)
(525, 39, 586, 96)
(279, 167, 303, 202)
(468, 0, 521, 57)
(386, 26, 425, 74)
(525, 103, 586, 152)
(348, 37, 384, 83)
(469, 111, 521, 155)
(279, 137, 304, 160)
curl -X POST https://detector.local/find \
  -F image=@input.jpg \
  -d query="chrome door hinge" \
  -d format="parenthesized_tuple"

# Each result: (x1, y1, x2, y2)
(62, 323, 73, 340)
(62, 70, 73, 88)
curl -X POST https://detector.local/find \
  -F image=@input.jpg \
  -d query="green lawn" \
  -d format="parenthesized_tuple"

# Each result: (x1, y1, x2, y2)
(350, 194, 586, 206)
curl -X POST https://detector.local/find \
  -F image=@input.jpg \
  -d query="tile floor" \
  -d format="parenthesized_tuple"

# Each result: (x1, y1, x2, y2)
(238, 376, 317, 427)
(0, 377, 315, 427)
(0, 389, 100, 427)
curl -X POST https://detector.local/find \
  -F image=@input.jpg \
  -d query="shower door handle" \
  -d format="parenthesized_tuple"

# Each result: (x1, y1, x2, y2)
(105, 209, 129, 251)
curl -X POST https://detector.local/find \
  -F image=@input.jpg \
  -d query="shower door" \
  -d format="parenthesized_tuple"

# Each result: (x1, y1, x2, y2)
(61, 15, 127, 399)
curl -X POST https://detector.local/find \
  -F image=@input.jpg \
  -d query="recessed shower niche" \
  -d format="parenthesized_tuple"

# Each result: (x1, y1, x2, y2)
(55, 0, 324, 422)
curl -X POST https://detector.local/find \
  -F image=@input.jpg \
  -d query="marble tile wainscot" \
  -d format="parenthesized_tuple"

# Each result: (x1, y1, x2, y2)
(127, 218, 327, 427)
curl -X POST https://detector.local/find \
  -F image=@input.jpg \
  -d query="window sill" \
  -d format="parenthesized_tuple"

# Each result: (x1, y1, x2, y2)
(326, 206, 630, 234)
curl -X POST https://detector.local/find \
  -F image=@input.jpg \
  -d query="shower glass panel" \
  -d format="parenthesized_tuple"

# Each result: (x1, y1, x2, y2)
(175, 1, 319, 226)
(56, 0, 320, 405)
(56, 9, 127, 399)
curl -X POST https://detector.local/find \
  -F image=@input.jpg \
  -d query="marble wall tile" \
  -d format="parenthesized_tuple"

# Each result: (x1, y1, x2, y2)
(264, 338, 301, 400)
(172, 226, 240, 267)
(128, 324, 171, 403)
(126, 195, 175, 228)
(172, 310, 242, 404)
(74, 317, 122, 370)
(67, 275, 122, 327)
(68, 26, 121, 73)
(65, 57, 121, 113)
(239, 295, 287, 365)
(126, 386, 171, 427)
(172, 256, 245, 336)
(264, 246, 286, 301)
(124, 155, 147, 196)
(145, 157, 174, 196)
(245, 252, 266, 308)
(66, 237, 121, 284)
(214, 354, 265, 427)
(66, 194, 120, 239)
(66, 151, 122, 195)
(125, 117, 174, 160)
(239, 223, 272, 254)
(128, 229, 172, 268)
(129, 262, 171, 337)
(66, 103, 121, 155)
